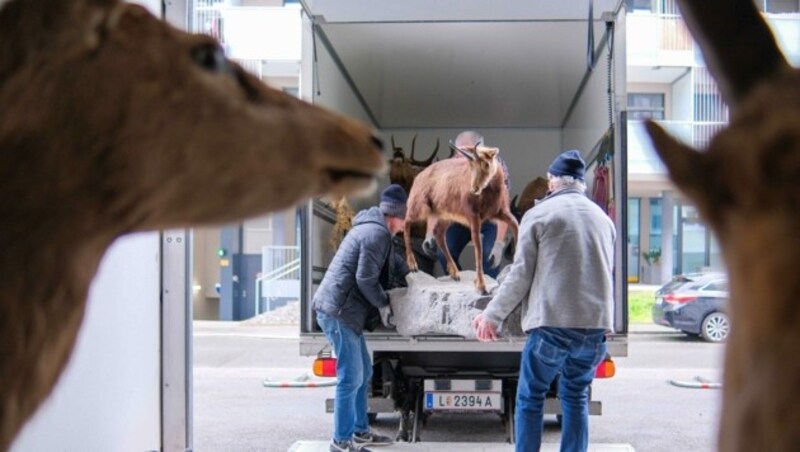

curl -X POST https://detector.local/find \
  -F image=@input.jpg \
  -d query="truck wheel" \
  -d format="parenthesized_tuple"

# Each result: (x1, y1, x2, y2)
(701, 312, 730, 343)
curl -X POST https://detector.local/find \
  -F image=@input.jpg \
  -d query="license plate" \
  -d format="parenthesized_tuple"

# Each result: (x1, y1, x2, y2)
(424, 392, 502, 411)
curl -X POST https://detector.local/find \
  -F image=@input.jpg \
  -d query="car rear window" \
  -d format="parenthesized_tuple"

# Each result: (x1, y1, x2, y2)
(703, 280, 729, 291)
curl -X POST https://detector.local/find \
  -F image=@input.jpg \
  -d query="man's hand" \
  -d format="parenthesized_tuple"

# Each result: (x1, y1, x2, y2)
(380, 304, 394, 328)
(487, 240, 506, 269)
(422, 238, 438, 257)
(472, 313, 499, 342)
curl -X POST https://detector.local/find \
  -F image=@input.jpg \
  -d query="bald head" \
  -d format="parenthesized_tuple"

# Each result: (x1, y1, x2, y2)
(454, 130, 484, 147)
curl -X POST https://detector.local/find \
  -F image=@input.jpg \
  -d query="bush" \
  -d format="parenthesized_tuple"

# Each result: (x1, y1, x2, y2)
(629, 290, 656, 323)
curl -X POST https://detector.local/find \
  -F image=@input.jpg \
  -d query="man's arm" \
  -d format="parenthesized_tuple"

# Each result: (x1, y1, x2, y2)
(482, 211, 539, 325)
(356, 232, 390, 308)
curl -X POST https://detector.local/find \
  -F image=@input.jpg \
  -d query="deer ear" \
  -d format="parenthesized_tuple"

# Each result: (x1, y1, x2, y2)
(645, 121, 711, 201)
(480, 147, 499, 160)
(83, 2, 132, 50)
(676, 0, 788, 109)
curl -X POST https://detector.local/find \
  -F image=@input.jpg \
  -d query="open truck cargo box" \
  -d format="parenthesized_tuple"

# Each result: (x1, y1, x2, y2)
(299, 0, 628, 356)
(297, 1, 629, 441)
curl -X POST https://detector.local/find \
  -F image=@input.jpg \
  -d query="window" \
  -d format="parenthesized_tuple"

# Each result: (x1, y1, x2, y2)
(628, 198, 641, 281)
(283, 87, 300, 98)
(756, 1, 800, 13)
(625, 0, 681, 14)
(628, 93, 665, 120)
(704, 280, 729, 292)
(626, 0, 653, 12)
(649, 198, 663, 250)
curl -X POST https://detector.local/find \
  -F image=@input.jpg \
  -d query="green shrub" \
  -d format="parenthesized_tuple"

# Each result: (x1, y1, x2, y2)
(628, 290, 656, 323)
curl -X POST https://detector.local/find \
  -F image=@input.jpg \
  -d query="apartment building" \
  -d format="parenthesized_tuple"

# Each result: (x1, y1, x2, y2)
(626, 0, 800, 283)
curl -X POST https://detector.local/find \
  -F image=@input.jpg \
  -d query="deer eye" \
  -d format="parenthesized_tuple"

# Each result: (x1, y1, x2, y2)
(191, 43, 230, 73)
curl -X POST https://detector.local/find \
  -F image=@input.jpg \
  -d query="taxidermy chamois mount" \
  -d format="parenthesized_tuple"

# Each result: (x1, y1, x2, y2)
(0, 0, 383, 449)
(646, 0, 800, 450)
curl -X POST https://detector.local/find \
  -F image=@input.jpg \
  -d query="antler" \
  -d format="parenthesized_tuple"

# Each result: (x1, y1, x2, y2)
(390, 135, 406, 159)
(449, 141, 476, 161)
(676, 0, 789, 109)
(410, 138, 440, 166)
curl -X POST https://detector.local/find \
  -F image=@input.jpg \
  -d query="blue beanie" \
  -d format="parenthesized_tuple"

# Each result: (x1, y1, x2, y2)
(379, 184, 407, 218)
(548, 150, 586, 180)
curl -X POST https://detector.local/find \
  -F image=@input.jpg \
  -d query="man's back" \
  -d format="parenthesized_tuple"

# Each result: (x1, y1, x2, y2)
(523, 188, 616, 331)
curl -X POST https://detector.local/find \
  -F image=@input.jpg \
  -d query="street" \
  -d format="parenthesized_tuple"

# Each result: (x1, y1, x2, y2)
(193, 322, 724, 452)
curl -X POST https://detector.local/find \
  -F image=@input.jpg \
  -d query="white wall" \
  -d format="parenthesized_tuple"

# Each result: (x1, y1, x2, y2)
(12, 233, 162, 452)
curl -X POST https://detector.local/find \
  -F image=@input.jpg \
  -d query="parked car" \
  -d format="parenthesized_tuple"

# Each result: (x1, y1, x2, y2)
(652, 272, 730, 342)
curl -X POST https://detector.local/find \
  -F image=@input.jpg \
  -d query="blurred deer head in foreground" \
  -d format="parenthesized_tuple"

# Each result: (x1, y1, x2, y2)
(646, 1, 800, 450)
(0, 0, 383, 448)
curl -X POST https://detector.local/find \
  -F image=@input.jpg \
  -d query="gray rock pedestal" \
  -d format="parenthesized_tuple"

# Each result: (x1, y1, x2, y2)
(385, 269, 524, 338)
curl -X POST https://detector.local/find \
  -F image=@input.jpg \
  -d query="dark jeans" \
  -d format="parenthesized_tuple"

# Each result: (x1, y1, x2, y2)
(316, 311, 372, 443)
(437, 222, 499, 278)
(516, 327, 607, 452)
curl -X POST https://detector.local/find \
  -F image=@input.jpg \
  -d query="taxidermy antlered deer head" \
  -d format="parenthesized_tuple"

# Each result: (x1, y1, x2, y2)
(389, 134, 440, 194)
(646, 0, 800, 450)
(0, 0, 384, 449)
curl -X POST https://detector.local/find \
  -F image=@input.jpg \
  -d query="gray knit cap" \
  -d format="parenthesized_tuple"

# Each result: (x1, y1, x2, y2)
(379, 184, 408, 218)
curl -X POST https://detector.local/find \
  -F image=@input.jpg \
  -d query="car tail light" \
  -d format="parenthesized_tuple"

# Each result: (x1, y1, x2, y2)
(595, 358, 616, 379)
(313, 357, 337, 377)
(663, 294, 698, 304)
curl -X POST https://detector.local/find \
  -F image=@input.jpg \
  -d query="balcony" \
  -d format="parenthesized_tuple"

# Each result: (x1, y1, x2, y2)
(627, 120, 726, 177)
(627, 13, 695, 68)
(194, 2, 302, 79)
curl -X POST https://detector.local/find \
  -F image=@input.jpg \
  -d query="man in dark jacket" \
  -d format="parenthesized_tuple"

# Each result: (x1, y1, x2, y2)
(313, 184, 408, 452)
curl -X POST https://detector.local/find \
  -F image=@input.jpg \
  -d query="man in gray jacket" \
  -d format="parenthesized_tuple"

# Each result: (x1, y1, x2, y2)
(472, 150, 615, 452)
(313, 184, 408, 452)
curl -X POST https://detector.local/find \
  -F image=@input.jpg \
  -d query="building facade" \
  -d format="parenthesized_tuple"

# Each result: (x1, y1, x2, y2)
(625, 0, 800, 283)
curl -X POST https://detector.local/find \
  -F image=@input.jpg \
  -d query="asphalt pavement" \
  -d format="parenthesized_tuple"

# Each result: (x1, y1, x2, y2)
(193, 320, 723, 452)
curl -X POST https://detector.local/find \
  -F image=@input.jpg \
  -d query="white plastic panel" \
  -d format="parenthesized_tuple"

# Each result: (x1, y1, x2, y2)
(12, 233, 161, 452)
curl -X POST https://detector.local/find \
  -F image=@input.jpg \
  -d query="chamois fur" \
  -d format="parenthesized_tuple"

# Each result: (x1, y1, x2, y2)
(0, 0, 383, 448)
(403, 144, 518, 294)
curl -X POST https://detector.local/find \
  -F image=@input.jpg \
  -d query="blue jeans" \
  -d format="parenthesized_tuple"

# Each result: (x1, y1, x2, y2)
(516, 327, 607, 452)
(316, 311, 372, 442)
(437, 222, 499, 278)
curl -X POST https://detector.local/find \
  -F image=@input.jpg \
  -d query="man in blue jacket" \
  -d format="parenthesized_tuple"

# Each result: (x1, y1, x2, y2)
(472, 150, 615, 452)
(313, 184, 408, 452)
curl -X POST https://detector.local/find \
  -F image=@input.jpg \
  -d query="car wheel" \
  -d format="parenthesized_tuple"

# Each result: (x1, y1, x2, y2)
(701, 312, 730, 343)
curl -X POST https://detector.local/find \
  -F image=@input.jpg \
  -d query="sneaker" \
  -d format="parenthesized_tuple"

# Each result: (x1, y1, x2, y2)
(330, 439, 372, 452)
(353, 431, 394, 446)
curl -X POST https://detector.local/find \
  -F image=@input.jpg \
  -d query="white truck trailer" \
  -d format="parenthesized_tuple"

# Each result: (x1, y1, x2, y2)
(297, 0, 630, 442)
